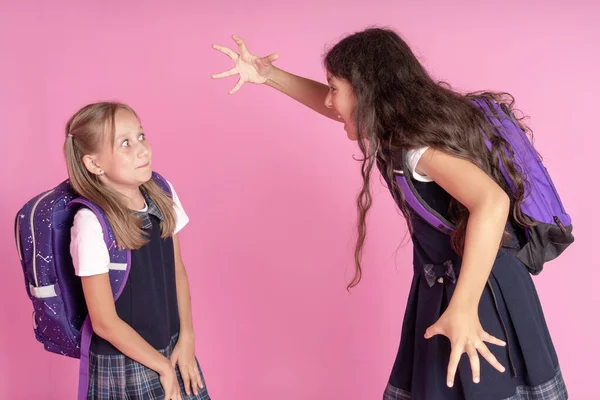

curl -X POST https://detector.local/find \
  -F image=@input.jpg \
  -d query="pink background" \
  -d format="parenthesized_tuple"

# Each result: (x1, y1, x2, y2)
(1, 0, 598, 398)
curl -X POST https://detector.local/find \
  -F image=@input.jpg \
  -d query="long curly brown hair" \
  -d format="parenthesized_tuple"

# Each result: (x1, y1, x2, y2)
(324, 28, 534, 288)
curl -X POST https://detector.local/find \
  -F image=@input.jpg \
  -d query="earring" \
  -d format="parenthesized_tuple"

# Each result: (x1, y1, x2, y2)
(98, 170, 104, 176)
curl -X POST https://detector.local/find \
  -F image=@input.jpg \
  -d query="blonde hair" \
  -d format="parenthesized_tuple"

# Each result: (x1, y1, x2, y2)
(64, 102, 177, 249)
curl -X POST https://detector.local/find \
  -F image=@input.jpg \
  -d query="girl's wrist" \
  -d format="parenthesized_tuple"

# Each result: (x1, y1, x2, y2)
(179, 329, 196, 342)
(157, 357, 173, 376)
(448, 293, 479, 314)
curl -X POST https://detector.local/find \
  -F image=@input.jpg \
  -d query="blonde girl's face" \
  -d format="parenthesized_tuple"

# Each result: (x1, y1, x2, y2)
(86, 108, 153, 194)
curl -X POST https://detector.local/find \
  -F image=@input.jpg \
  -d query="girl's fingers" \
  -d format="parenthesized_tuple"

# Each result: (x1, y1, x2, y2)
(229, 79, 245, 95)
(476, 341, 506, 373)
(466, 344, 481, 383)
(446, 345, 462, 387)
(212, 67, 239, 79)
(212, 44, 239, 60)
(481, 331, 506, 347)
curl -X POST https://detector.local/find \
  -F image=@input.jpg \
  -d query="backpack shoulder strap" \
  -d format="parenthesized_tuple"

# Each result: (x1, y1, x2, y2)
(66, 195, 131, 400)
(151, 171, 172, 196)
(66, 197, 130, 295)
(390, 149, 455, 234)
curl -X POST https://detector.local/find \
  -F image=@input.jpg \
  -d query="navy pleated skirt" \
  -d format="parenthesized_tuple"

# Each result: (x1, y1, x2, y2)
(383, 249, 567, 400)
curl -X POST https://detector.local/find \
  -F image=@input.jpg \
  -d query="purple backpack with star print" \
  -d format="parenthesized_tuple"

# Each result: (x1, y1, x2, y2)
(389, 98, 574, 274)
(14, 172, 171, 399)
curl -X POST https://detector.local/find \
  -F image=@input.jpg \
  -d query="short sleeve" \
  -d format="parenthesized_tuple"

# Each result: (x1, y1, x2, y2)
(70, 208, 110, 277)
(167, 181, 190, 234)
(406, 147, 434, 183)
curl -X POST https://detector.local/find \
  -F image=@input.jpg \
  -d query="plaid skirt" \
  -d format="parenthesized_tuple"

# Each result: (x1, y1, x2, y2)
(87, 334, 210, 400)
(384, 367, 567, 400)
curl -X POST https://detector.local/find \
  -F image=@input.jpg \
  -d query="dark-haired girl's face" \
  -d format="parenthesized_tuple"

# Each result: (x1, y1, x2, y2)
(325, 73, 357, 141)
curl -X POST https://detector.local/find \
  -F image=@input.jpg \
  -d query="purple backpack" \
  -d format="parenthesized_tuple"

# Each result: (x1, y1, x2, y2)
(391, 98, 574, 274)
(14, 172, 171, 399)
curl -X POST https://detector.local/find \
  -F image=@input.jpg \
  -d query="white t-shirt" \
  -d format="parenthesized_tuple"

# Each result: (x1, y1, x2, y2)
(70, 181, 189, 277)
(406, 147, 433, 183)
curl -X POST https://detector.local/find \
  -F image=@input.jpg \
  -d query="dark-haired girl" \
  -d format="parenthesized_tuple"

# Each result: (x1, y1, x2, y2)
(212, 28, 567, 400)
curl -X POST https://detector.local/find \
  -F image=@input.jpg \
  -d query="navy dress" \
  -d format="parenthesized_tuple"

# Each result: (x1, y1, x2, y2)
(378, 161, 567, 400)
(86, 194, 210, 400)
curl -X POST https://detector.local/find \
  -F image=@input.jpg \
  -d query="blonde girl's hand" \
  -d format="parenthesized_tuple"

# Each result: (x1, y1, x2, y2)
(170, 336, 204, 396)
(159, 365, 182, 400)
